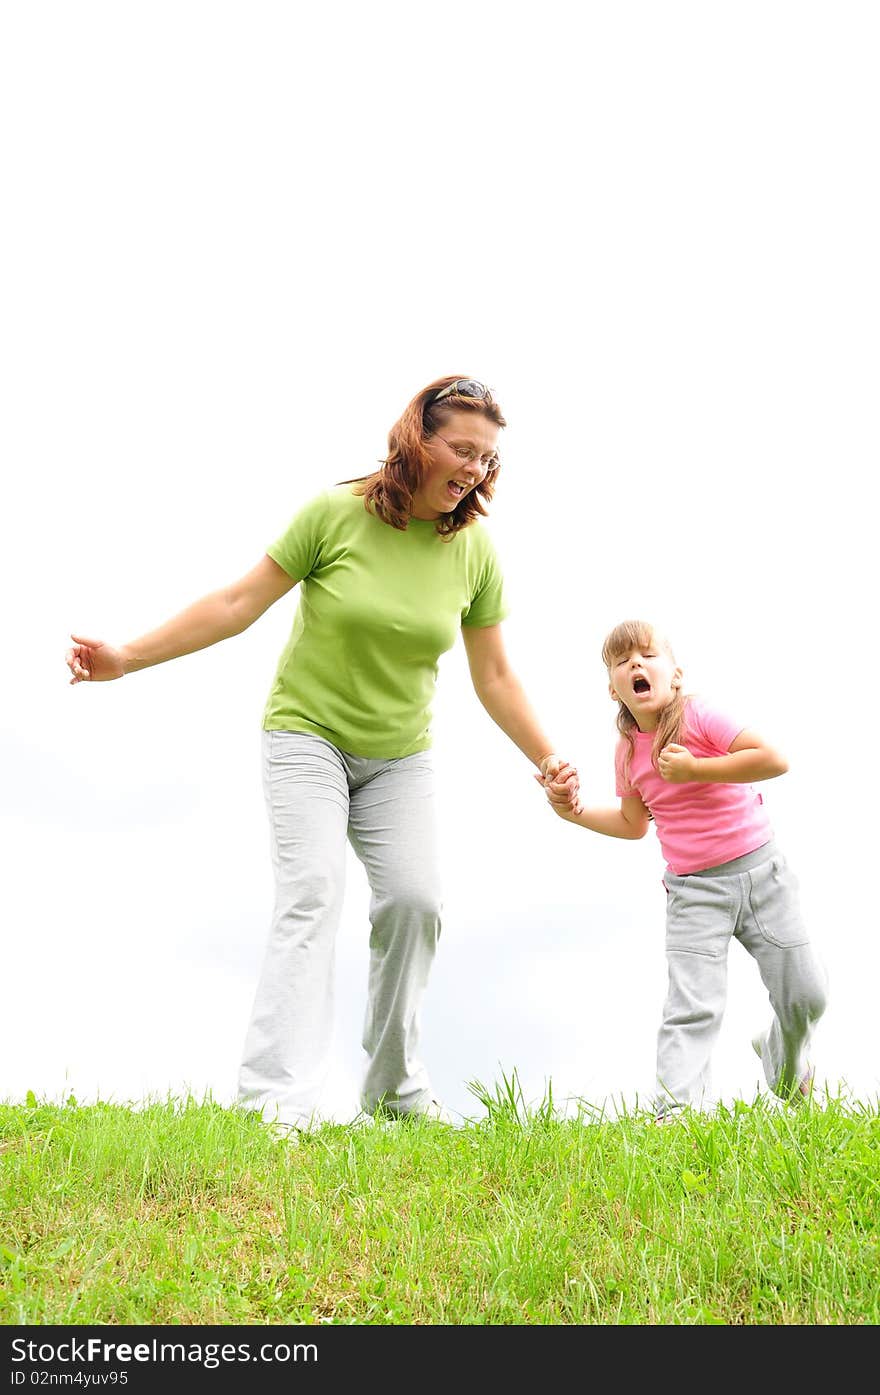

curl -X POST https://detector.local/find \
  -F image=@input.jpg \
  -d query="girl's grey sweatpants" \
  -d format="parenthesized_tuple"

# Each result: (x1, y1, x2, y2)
(656, 840, 828, 1115)
(236, 731, 442, 1129)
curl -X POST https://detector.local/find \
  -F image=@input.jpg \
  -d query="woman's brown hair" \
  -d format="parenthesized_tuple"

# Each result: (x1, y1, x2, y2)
(601, 620, 688, 778)
(341, 375, 507, 537)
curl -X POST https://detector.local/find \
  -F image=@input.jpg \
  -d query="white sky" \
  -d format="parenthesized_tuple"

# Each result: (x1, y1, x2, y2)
(3, 2, 878, 1122)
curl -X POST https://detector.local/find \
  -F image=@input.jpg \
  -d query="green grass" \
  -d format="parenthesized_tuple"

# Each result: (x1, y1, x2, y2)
(1, 1077, 877, 1325)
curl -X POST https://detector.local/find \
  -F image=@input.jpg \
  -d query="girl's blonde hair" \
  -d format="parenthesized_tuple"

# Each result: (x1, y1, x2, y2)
(601, 619, 687, 777)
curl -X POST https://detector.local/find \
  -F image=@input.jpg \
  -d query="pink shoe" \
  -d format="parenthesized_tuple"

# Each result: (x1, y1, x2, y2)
(753, 1035, 814, 1105)
(797, 1066, 815, 1100)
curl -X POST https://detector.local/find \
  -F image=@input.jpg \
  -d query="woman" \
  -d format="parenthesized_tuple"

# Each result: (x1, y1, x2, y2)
(66, 375, 576, 1131)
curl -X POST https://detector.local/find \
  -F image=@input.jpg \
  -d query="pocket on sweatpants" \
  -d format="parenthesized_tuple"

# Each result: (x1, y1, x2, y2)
(747, 855, 810, 949)
(663, 876, 730, 959)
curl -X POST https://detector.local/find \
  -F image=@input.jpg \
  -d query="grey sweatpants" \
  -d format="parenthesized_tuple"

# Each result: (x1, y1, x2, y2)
(236, 731, 442, 1128)
(656, 840, 828, 1115)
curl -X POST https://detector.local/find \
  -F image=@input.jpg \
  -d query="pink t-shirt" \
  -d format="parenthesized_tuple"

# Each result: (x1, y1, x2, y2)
(615, 695, 774, 874)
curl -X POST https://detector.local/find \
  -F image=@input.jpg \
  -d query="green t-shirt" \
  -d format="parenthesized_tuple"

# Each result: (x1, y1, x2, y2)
(262, 485, 510, 757)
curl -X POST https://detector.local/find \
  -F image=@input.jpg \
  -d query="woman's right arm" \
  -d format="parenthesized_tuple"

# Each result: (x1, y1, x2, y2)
(66, 554, 297, 684)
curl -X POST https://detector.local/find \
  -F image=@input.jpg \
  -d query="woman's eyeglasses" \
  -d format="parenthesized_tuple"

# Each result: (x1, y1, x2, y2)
(435, 434, 500, 473)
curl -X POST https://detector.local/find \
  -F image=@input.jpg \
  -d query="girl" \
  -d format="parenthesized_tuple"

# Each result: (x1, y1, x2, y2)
(66, 375, 576, 1133)
(541, 619, 827, 1120)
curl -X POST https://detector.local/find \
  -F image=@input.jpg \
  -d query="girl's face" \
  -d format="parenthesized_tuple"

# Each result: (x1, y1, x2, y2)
(608, 639, 682, 731)
(411, 410, 500, 520)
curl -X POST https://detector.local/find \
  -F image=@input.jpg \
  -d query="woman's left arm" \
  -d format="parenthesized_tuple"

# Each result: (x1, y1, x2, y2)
(461, 623, 573, 780)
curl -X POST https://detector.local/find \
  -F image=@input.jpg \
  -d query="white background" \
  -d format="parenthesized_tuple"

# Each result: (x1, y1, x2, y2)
(3, 2, 877, 1122)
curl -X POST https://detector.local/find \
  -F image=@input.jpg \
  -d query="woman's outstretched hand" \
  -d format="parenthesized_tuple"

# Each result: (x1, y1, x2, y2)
(65, 635, 126, 685)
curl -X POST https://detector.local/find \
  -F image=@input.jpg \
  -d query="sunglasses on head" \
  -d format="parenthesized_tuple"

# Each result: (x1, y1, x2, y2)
(431, 379, 493, 404)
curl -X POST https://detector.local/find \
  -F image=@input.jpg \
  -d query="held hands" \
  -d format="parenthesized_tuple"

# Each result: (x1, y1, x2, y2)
(65, 635, 126, 685)
(538, 752, 573, 784)
(535, 753, 583, 819)
(657, 743, 697, 782)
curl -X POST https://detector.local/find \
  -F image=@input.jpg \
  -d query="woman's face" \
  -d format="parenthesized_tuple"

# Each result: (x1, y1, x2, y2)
(411, 410, 500, 520)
